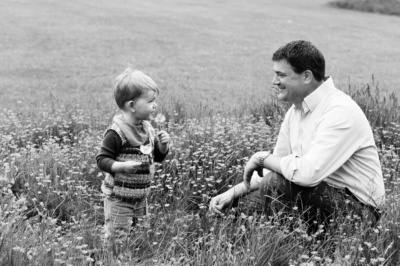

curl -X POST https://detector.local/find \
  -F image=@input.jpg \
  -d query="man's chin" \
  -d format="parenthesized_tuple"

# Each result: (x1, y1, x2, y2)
(276, 94, 286, 102)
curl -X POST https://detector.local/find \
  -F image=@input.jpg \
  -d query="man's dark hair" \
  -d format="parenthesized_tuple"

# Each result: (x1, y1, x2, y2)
(272, 40, 325, 82)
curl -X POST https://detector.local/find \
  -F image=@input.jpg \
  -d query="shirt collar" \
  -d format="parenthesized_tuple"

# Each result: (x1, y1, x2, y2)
(301, 76, 334, 113)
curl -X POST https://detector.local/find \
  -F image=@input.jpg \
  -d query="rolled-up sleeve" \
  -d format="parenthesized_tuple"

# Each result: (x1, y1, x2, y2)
(280, 106, 362, 187)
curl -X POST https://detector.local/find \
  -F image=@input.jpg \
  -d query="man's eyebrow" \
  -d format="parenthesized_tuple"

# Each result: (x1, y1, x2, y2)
(274, 70, 286, 74)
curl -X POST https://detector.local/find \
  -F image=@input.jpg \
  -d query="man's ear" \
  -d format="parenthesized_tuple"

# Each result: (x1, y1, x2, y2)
(303, 70, 313, 84)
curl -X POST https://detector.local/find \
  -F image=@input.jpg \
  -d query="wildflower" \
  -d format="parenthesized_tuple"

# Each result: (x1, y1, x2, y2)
(154, 114, 166, 124)
(12, 246, 25, 253)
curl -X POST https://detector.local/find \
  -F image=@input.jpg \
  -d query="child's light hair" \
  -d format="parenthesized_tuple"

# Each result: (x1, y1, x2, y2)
(114, 66, 159, 109)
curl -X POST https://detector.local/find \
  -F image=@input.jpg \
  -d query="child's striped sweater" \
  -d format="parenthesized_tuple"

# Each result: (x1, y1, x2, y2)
(96, 120, 168, 200)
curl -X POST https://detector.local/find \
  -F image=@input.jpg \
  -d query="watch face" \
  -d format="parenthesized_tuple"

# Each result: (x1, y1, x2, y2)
(260, 156, 266, 166)
(259, 152, 270, 166)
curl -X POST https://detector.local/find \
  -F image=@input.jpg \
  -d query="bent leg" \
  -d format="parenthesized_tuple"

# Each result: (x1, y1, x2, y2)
(259, 171, 298, 217)
(259, 172, 379, 233)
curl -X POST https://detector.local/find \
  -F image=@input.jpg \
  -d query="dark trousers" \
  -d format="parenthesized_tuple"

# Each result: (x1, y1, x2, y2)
(237, 172, 381, 234)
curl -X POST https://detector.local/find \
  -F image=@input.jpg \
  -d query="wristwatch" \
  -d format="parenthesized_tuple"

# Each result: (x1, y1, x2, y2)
(258, 151, 271, 167)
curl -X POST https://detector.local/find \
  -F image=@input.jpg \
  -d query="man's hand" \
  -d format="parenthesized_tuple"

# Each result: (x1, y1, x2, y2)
(209, 189, 235, 215)
(243, 152, 267, 192)
(123, 161, 142, 174)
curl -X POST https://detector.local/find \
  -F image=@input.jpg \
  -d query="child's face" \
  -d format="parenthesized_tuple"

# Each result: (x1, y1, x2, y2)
(132, 90, 158, 121)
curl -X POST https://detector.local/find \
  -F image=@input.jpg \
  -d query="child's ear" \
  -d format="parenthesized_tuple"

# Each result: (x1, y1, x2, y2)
(127, 101, 135, 112)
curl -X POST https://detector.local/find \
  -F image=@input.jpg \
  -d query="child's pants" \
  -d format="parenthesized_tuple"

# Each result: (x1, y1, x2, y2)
(103, 195, 148, 242)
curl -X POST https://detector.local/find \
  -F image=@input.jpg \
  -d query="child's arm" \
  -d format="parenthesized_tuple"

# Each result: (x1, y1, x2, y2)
(96, 130, 141, 174)
(112, 161, 142, 174)
(154, 130, 170, 162)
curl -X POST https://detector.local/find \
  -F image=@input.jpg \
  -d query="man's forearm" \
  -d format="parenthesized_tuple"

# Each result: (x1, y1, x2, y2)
(230, 175, 262, 199)
(229, 152, 281, 200)
(263, 154, 282, 174)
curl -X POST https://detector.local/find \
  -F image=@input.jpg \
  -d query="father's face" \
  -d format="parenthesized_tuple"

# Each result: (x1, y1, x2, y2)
(272, 59, 306, 105)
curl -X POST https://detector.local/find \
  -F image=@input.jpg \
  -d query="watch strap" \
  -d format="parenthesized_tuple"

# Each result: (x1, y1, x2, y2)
(258, 151, 271, 167)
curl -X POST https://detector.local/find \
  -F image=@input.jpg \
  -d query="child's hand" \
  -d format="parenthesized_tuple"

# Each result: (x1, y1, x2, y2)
(157, 131, 170, 146)
(124, 161, 142, 174)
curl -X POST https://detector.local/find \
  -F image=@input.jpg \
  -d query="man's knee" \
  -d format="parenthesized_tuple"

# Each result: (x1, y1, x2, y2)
(259, 172, 286, 198)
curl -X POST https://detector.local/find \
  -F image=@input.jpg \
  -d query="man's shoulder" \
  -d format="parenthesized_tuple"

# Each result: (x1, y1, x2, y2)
(326, 87, 360, 110)
(324, 88, 371, 126)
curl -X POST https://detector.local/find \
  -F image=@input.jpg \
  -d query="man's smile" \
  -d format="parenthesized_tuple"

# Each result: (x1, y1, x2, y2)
(272, 86, 285, 93)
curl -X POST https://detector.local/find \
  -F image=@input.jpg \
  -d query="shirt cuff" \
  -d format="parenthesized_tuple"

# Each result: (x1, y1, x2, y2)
(251, 168, 272, 185)
(280, 154, 298, 180)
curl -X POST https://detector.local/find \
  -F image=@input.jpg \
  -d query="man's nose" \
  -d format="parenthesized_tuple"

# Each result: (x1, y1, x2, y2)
(272, 76, 280, 85)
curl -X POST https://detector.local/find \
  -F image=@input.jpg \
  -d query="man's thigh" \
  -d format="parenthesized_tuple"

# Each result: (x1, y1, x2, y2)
(259, 172, 379, 226)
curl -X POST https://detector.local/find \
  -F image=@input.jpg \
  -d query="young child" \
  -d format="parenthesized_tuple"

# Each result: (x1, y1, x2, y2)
(96, 66, 170, 242)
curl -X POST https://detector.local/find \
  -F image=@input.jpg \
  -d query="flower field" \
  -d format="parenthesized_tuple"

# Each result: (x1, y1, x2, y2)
(1, 82, 400, 266)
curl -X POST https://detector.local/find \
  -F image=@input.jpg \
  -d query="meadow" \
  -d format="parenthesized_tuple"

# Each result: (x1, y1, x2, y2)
(2, 80, 400, 266)
(1, 0, 400, 265)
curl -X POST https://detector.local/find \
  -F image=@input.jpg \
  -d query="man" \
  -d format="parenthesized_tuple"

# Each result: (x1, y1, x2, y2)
(209, 40, 385, 232)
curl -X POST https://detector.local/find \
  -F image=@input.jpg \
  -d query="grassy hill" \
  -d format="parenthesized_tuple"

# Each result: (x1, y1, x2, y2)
(0, 0, 400, 109)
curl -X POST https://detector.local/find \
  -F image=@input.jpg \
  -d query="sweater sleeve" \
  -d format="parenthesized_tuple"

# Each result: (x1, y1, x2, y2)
(154, 136, 169, 162)
(96, 130, 122, 173)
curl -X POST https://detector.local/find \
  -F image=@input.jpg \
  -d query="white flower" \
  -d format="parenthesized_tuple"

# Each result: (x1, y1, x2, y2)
(154, 114, 166, 124)
(140, 144, 152, 155)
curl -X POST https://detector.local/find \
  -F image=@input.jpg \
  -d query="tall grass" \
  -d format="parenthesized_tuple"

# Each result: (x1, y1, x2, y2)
(1, 81, 400, 265)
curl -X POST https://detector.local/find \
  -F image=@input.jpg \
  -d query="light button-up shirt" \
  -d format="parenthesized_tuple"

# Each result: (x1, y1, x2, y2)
(259, 77, 385, 208)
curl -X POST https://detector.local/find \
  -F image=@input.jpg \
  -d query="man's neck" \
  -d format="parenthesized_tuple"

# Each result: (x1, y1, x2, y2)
(293, 80, 325, 109)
